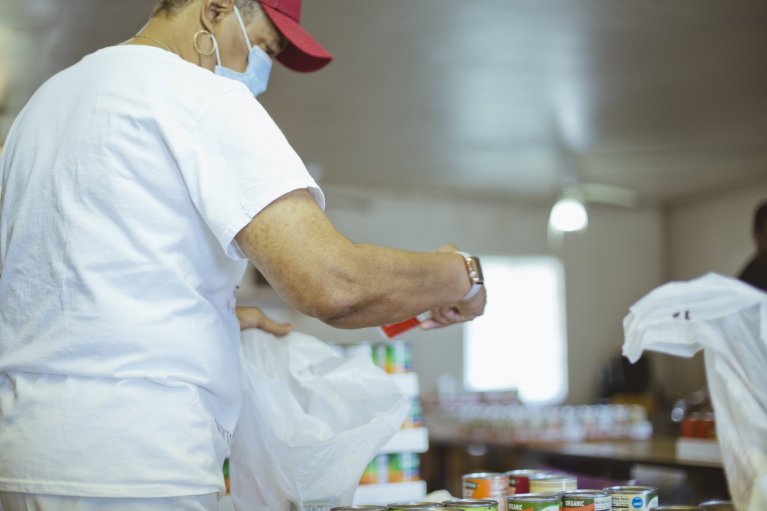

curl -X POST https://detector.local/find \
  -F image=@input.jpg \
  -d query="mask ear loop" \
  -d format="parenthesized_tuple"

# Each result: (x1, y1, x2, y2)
(232, 6, 254, 51)
(193, 30, 220, 66)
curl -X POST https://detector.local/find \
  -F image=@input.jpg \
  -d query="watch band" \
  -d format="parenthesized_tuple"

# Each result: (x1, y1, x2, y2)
(462, 281, 483, 301)
(456, 251, 483, 301)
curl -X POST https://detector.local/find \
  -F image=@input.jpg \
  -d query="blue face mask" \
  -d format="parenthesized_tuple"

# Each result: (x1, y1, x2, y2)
(213, 5, 272, 97)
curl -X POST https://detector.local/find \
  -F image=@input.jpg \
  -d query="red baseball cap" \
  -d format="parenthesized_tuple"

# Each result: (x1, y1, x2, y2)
(258, 0, 333, 73)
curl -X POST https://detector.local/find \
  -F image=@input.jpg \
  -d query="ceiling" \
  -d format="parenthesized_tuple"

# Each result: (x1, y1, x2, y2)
(1, 0, 766, 204)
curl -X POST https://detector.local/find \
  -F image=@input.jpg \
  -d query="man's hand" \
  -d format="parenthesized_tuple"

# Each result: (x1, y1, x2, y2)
(420, 285, 486, 330)
(236, 306, 293, 336)
(421, 243, 487, 330)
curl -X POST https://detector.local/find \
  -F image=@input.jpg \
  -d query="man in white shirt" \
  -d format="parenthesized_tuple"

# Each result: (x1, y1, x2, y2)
(0, 0, 486, 509)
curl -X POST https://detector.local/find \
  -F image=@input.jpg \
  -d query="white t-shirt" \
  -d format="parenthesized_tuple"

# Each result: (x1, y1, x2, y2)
(0, 45, 323, 497)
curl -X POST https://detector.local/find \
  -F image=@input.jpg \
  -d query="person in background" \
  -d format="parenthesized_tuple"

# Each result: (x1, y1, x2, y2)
(0, 0, 486, 509)
(738, 200, 767, 292)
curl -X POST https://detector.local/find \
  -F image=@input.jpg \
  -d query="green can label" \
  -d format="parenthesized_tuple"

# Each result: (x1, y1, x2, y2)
(561, 491, 611, 511)
(506, 497, 560, 511)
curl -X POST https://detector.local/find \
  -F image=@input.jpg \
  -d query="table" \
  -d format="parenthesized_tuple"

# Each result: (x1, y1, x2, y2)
(421, 431, 729, 505)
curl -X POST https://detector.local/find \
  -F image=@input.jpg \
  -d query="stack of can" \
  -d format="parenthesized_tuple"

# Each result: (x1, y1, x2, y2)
(359, 453, 421, 485)
(342, 341, 413, 374)
(331, 494, 735, 511)
(457, 469, 735, 510)
(462, 473, 509, 503)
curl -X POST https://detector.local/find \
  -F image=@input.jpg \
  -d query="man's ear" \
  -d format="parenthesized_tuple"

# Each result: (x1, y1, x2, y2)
(200, 0, 235, 32)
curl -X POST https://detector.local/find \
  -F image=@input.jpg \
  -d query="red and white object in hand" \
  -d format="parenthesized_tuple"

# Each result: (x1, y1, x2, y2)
(379, 312, 431, 340)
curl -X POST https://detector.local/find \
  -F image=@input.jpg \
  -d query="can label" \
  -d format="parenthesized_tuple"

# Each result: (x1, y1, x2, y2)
(507, 469, 550, 495)
(462, 473, 508, 500)
(506, 499, 560, 511)
(401, 395, 423, 429)
(359, 454, 389, 485)
(386, 340, 412, 373)
(609, 492, 659, 510)
(561, 494, 611, 511)
(389, 453, 419, 482)
(529, 475, 577, 493)
(372, 343, 388, 370)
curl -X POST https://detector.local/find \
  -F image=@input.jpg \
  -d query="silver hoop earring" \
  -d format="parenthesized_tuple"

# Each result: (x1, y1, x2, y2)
(193, 30, 216, 56)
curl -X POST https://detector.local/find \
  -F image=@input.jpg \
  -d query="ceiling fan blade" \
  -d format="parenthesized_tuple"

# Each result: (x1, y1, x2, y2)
(580, 182, 641, 209)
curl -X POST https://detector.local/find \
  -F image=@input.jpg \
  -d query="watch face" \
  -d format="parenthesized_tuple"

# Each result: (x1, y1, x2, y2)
(468, 256, 483, 284)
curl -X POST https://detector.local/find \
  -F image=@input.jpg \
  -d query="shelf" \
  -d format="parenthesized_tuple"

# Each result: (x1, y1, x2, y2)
(380, 427, 429, 454)
(676, 437, 722, 463)
(354, 480, 427, 505)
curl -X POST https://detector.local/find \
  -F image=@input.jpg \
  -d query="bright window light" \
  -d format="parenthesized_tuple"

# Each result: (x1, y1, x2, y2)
(463, 256, 568, 404)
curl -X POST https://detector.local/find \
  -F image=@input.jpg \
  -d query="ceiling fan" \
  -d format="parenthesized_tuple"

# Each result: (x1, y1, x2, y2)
(548, 119, 641, 233)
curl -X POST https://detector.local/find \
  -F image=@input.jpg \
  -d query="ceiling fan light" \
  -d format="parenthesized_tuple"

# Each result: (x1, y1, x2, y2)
(549, 198, 588, 232)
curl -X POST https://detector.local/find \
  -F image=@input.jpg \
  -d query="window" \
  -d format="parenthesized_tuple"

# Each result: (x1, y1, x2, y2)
(463, 256, 568, 404)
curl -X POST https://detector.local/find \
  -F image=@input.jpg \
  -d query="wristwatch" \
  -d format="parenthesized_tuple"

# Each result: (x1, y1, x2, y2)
(456, 251, 484, 301)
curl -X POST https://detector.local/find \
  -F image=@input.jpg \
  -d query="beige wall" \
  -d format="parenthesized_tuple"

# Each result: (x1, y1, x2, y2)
(238, 184, 665, 405)
(653, 182, 767, 399)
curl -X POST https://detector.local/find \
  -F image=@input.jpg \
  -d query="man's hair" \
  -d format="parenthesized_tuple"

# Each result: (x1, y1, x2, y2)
(754, 201, 767, 234)
(153, 0, 261, 21)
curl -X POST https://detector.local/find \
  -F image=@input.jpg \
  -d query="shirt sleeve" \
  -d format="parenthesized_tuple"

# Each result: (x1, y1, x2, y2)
(176, 86, 325, 260)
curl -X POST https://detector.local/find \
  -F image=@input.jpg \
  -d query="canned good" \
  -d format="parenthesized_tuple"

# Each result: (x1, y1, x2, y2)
(360, 454, 389, 485)
(389, 453, 419, 482)
(463, 472, 509, 501)
(561, 490, 611, 510)
(402, 396, 423, 429)
(388, 503, 444, 510)
(506, 493, 561, 511)
(222, 458, 230, 495)
(372, 343, 388, 371)
(605, 486, 659, 510)
(442, 498, 499, 511)
(332, 507, 389, 511)
(529, 474, 577, 494)
(698, 501, 735, 511)
(386, 340, 413, 373)
(506, 470, 551, 495)
(655, 507, 702, 510)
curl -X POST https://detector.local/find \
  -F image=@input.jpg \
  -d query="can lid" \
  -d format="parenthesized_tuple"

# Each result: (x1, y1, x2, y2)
(506, 493, 561, 503)
(561, 490, 609, 497)
(529, 473, 577, 481)
(605, 485, 658, 494)
(463, 472, 506, 479)
(442, 499, 499, 507)
(505, 469, 550, 477)
(387, 503, 445, 510)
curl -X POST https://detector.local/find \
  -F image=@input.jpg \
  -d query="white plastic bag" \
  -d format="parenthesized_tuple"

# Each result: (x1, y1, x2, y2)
(230, 329, 409, 511)
(623, 273, 767, 511)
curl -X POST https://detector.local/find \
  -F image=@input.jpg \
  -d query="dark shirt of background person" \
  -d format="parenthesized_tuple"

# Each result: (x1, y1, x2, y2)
(738, 200, 767, 292)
